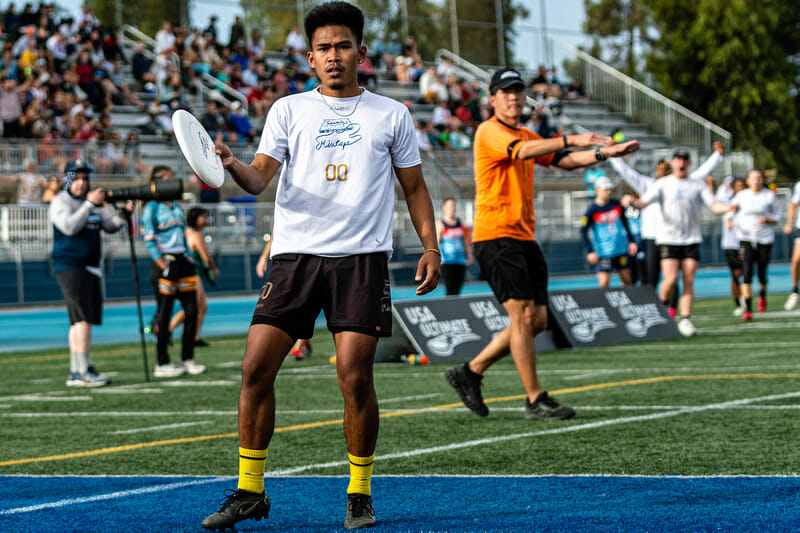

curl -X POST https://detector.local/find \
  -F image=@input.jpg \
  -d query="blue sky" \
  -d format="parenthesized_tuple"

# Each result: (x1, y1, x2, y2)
(56, 0, 588, 69)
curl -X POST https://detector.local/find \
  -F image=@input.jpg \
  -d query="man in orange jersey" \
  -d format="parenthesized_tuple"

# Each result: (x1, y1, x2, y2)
(445, 67, 640, 420)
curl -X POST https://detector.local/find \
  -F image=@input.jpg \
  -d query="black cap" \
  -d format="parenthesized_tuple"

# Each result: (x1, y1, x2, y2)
(489, 67, 525, 94)
(672, 148, 691, 160)
(64, 159, 94, 175)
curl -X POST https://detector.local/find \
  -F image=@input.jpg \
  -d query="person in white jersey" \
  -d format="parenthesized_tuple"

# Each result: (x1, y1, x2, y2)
(783, 180, 800, 310)
(611, 142, 724, 316)
(624, 147, 732, 337)
(200, 3, 441, 530)
(729, 169, 781, 321)
(716, 177, 746, 316)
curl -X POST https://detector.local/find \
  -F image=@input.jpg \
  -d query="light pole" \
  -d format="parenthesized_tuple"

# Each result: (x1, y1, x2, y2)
(449, 0, 460, 56)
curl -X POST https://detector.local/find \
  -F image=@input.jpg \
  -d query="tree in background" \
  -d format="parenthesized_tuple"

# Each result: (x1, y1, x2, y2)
(88, 0, 187, 35)
(583, 0, 653, 77)
(645, 0, 800, 177)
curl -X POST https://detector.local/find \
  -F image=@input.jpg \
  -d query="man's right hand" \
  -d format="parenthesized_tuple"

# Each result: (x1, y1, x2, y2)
(215, 143, 235, 168)
(87, 188, 105, 206)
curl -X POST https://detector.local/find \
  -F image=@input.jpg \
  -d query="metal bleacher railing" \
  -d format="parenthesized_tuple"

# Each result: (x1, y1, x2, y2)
(549, 35, 731, 154)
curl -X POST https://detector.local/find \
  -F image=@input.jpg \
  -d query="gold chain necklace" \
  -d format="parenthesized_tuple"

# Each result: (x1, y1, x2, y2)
(317, 87, 364, 117)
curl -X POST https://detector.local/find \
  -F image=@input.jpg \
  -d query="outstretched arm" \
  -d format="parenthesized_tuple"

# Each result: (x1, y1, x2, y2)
(216, 145, 281, 195)
(555, 140, 641, 171)
(516, 132, 612, 160)
(395, 165, 441, 295)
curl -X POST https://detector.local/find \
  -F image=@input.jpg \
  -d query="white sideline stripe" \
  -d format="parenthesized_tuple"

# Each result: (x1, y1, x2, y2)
(91, 388, 164, 394)
(268, 391, 800, 476)
(380, 393, 442, 403)
(107, 421, 213, 435)
(0, 477, 227, 515)
(6, 402, 800, 418)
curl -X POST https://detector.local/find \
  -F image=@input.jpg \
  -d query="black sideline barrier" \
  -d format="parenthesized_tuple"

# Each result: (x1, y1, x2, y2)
(376, 287, 678, 362)
(377, 295, 556, 363)
(547, 286, 680, 348)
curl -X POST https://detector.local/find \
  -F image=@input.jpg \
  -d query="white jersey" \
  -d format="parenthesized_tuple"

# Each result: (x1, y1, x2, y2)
(610, 151, 722, 240)
(257, 89, 421, 257)
(715, 181, 738, 250)
(730, 188, 781, 244)
(640, 175, 716, 245)
(791, 182, 800, 229)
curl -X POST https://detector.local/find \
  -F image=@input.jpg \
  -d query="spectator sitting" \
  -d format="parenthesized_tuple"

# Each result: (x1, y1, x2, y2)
(200, 99, 237, 144)
(566, 79, 586, 100)
(0, 158, 46, 204)
(368, 32, 386, 70)
(284, 25, 307, 63)
(41, 175, 60, 203)
(383, 32, 402, 69)
(357, 55, 377, 91)
(247, 79, 275, 118)
(529, 64, 549, 98)
(131, 43, 155, 91)
(154, 21, 175, 54)
(415, 120, 434, 156)
(432, 99, 462, 129)
(96, 129, 129, 175)
(448, 125, 472, 151)
(122, 130, 150, 177)
(229, 101, 257, 143)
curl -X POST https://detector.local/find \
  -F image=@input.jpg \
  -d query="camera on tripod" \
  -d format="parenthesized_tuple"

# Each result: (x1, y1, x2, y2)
(105, 180, 184, 203)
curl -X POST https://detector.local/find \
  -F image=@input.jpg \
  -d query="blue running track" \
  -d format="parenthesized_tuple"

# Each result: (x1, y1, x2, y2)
(1, 475, 799, 532)
(0, 264, 792, 354)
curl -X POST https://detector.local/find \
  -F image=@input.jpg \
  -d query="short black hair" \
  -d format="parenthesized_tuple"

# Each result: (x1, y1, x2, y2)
(304, 1, 364, 46)
(150, 165, 172, 182)
(186, 207, 209, 229)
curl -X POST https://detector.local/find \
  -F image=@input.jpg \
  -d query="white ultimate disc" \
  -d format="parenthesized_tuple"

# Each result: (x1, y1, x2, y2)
(172, 109, 225, 188)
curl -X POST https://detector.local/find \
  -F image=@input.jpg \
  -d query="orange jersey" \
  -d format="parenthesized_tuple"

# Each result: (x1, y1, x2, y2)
(472, 117, 554, 242)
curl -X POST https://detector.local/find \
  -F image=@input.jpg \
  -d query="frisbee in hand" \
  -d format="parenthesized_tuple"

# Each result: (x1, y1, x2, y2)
(172, 109, 225, 188)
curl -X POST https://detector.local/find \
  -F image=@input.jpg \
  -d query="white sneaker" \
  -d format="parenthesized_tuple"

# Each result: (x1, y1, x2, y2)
(66, 370, 111, 388)
(179, 359, 206, 375)
(785, 292, 799, 311)
(677, 318, 697, 337)
(154, 363, 186, 378)
(733, 306, 745, 317)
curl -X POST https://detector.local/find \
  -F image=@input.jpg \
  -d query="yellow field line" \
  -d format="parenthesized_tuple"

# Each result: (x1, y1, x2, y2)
(2, 373, 799, 467)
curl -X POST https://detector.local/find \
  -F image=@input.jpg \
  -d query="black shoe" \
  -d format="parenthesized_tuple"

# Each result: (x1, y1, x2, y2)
(524, 391, 575, 420)
(201, 489, 270, 530)
(445, 363, 489, 417)
(194, 339, 210, 347)
(344, 493, 376, 529)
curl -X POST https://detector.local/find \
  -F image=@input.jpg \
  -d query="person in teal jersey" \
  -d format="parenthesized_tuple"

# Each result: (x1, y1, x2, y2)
(580, 177, 638, 288)
(436, 197, 473, 295)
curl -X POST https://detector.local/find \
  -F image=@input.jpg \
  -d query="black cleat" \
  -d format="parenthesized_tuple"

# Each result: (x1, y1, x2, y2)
(524, 391, 575, 420)
(344, 493, 376, 529)
(445, 363, 489, 417)
(201, 489, 270, 530)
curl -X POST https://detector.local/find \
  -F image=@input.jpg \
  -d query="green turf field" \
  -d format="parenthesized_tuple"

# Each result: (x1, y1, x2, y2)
(1, 296, 798, 478)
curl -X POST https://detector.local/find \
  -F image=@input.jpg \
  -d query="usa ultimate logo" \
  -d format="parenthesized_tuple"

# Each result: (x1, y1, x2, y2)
(316, 118, 363, 150)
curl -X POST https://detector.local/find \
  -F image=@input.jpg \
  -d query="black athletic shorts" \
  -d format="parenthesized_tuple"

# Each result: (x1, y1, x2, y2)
(55, 267, 103, 325)
(595, 254, 630, 273)
(659, 243, 700, 261)
(251, 252, 392, 340)
(473, 238, 548, 305)
(724, 249, 742, 272)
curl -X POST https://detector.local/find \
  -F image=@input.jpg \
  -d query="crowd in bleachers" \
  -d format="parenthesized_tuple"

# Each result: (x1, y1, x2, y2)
(0, 2, 590, 203)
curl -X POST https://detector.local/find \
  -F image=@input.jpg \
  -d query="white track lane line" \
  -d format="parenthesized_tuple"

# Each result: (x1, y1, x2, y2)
(268, 391, 800, 476)
(0, 477, 228, 515)
(107, 421, 213, 435)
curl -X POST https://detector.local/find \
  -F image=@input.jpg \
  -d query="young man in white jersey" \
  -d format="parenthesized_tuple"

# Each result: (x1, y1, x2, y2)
(201, 3, 441, 530)
(612, 142, 724, 316)
(624, 148, 732, 336)
(729, 169, 781, 320)
(783, 180, 800, 310)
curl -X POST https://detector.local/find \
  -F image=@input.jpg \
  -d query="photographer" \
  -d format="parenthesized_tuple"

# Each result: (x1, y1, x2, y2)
(49, 159, 132, 388)
(141, 166, 205, 378)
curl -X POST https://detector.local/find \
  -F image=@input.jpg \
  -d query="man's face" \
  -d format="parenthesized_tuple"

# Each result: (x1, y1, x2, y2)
(489, 85, 526, 122)
(69, 173, 89, 197)
(746, 170, 764, 191)
(307, 25, 364, 93)
(670, 155, 690, 177)
(595, 186, 611, 203)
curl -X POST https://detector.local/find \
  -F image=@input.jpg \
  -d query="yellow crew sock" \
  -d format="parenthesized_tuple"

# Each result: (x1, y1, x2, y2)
(346, 453, 374, 496)
(237, 446, 268, 494)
